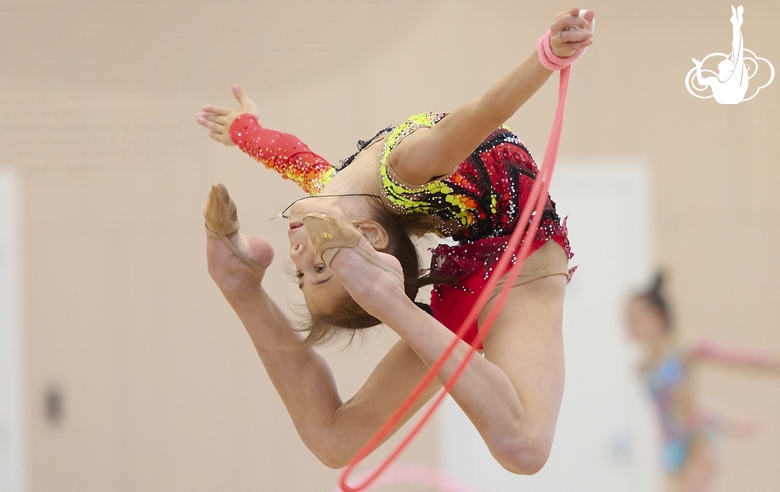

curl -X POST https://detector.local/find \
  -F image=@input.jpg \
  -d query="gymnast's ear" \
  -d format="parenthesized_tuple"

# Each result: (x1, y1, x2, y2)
(353, 220, 390, 250)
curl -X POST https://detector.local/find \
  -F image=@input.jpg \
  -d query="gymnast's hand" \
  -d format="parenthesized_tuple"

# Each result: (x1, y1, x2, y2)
(197, 85, 257, 146)
(549, 6, 595, 58)
(329, 238, 408, 322)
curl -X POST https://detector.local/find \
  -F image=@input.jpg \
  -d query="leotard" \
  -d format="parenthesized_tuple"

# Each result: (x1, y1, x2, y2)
(646, 354, 716, 471)
(379, 113, 572, 347)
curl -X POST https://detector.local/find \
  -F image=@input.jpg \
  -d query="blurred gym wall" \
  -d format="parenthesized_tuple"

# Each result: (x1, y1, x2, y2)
(1, 1, 778, 491)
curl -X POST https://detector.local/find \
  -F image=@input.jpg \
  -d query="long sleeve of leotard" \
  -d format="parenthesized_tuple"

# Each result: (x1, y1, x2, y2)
(229, 114, 335, 195)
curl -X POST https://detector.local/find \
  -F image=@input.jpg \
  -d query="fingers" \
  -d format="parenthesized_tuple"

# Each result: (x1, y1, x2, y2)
(556, 6, 579, 18)
(197, 87, 246, 147)
(195, 114, 211, 128)
(581, 9, 595, 24)
(236, 85, 258, 114)
(232, 84, 257, 113)
(548, 7, 595, 58)
(197, 111, 228, 125)
(201, 104, 232, 116)
(550, 29, 593, 57)
(558, 36, 593, 52)
(558, 29, 592, 44)
(559, 15, 590, 33)
(196, 113, 226, 133)
(197, 113, 234, 146)
(202, 85, 252, 114)
(201, 85, 256, 134)
(551, 6, 594, 34)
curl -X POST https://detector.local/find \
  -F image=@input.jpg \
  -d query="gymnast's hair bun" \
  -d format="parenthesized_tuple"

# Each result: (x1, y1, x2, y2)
(643, 270, 672, 330)
(650, 271, 665, 295)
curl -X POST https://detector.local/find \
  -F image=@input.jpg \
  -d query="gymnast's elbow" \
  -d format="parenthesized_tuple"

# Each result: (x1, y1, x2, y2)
(493, 433, 553, 475)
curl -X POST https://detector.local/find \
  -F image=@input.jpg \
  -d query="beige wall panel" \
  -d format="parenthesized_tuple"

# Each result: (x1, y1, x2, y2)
(1, 0, 778, 491)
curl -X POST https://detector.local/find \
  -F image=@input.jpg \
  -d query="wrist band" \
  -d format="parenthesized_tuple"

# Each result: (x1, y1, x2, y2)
(537, 29, 584, 71)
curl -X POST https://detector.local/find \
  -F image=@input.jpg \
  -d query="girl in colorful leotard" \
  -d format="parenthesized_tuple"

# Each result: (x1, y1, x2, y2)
(626, 273, 780, 492)
(198, 7, 592, 474)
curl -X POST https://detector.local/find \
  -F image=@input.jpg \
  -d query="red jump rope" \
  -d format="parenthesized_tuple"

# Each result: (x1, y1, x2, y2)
(338, 19, 589, 490)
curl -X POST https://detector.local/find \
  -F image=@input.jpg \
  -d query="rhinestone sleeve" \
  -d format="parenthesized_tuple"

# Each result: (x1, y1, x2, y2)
(229, 114, 336, 195)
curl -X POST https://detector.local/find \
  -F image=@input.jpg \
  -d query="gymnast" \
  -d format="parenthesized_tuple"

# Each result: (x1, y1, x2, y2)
(625, 272, 780, 492)
(197, 7, 593, 474)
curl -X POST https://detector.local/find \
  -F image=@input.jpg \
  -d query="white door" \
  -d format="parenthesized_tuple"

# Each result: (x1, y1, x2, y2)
(0, 169, 25, 492)
(436, 163, 661, 492)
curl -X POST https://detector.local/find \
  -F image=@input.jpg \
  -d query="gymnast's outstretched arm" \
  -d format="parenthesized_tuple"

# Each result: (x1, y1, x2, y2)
(388, 7, 594, 185)
(197, 86, 334, 195)
(687, 340, 780, 375)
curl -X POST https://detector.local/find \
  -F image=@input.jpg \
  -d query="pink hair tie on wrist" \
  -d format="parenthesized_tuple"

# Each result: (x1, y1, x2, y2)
(537, 29, 584, 71)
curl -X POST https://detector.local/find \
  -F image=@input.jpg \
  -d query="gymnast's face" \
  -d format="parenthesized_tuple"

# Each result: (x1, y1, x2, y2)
(287, 215, 348, 317)
(625, 297, 666, 344)
(285, 194, 390, 316)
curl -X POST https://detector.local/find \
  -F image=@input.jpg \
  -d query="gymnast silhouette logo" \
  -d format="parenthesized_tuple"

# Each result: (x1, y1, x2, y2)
(685, 5, 774, 104)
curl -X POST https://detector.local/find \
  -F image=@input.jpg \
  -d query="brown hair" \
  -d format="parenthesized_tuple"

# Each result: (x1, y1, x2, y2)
(302, 205, 447, 345)
(634, 271, 673, 332)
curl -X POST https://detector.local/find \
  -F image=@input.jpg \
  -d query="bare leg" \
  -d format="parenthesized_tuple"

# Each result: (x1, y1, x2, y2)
(478, 274, 567, 471)
(332, 237, 568, 474)
(203, 186, 441, 468)
(666, 436, 717, 492)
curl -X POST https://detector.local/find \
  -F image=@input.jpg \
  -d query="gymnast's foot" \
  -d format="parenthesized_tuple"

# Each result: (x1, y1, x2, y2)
(204, 183, 274, 296)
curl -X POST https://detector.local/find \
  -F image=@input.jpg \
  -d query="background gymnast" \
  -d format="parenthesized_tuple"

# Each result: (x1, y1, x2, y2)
(197, 7, 593, 475)
(625, 272, 780, 492)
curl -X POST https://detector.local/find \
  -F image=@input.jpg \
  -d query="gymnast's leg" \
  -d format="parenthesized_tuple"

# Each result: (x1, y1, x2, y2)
(477, 273, 567, 473)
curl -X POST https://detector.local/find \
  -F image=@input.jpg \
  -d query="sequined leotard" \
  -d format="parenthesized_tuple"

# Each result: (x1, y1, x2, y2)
(379, 113, 572, 346)
(230, 112, 572, 345)
(379, 113, 569, 245)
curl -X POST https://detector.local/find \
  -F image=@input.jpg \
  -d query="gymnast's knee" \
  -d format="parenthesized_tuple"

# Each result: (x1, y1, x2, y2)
(310, 445, 352, 470)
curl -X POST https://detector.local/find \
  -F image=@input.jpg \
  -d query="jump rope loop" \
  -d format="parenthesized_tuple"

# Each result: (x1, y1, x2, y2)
(338, 26, 583, 491)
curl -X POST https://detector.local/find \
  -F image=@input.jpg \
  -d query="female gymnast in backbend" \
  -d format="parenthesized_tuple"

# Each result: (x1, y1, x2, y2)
(626, 272, 780, 492)
(197, 7, 593, 474)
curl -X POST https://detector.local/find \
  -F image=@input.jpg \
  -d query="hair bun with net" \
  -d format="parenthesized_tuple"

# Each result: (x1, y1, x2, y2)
(650, 271, 665, 295)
